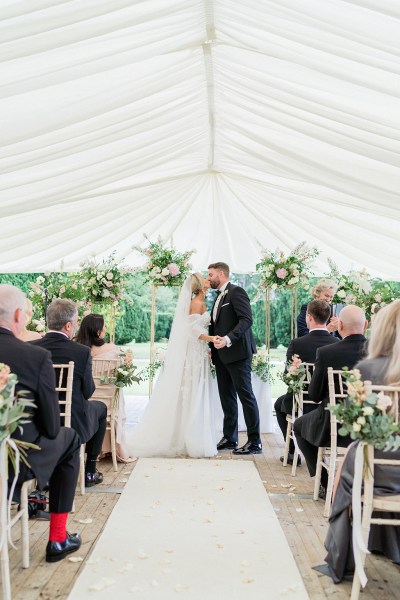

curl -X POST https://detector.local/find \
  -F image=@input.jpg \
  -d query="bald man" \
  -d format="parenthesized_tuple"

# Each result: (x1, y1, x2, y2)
(293, 305, 368, 498)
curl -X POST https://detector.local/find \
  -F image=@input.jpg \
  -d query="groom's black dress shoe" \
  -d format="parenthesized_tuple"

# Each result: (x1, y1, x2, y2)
(233, 441, 262, 455)
(217, 437, 237, 451)
(46, 532, 82, 563)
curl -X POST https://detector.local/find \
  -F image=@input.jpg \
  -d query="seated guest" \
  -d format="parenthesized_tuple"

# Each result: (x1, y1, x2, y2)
(76, 313, 136, 463)
(293, 305, 367, 498)
(0, 285, 81, 562)
(32, 299, 107, 488)
(297, 278, 340, 337)
(275, 300, 338, 465)
(18, 298, 42, 341)
(321, 300, 400, 582)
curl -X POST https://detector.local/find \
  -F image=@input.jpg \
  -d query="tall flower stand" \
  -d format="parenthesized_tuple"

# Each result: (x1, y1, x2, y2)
(265, 286, 298, 352)
(149, 283, 180, 396)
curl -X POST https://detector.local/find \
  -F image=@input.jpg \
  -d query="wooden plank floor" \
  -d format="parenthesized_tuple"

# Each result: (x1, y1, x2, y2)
(4, 430, 400, 599)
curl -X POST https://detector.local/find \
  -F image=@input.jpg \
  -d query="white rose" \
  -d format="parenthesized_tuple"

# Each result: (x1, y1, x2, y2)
(362, 406, 374, 416)
(102, 289, 110, 297)
(356, 416, 366, 426)
(337, 289, 346, 298)
(161, 268, 169, 276)
(352, 423, 362, 432)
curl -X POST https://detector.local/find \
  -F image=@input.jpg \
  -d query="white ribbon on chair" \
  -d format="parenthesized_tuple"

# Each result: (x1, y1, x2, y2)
(351, 442, 369, 589)
(0, 436, 21, 551)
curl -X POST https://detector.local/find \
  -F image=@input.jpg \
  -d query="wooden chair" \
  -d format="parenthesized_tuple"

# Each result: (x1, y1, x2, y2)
(313, 367, 347, 517)
(350, 382, 400, 600)
(91, 358, 120, 472)
(282, 362, 314, 477)
(1, 454, 35, 600)
(52, 362, 85, 494)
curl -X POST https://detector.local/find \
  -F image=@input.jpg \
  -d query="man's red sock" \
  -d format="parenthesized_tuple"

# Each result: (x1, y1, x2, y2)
(49, 512, 68, 542)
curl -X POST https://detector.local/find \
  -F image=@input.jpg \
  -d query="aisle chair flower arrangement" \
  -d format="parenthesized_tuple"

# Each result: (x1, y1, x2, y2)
(0, 364, 38, 469)
(0, 363, 39, 553)
(99, 350, 141, 408)
(251, 347, 275, 384)
(328, 369, 400, 451)
(279, 354, 306, 394)
(133, 235, 194, 286)
(256, 241, 319, 292)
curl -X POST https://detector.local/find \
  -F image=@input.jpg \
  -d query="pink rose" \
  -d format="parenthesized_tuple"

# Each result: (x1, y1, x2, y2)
(276, 268, 288, 279)
(106, 273, 113, 280)
(0, 365, 11, 393)
(167, 263, 180, 277)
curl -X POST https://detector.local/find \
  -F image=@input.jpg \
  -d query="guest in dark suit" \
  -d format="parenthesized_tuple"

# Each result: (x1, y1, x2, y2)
(294, 305, 367, 496)
(274, 300, 339, 464)
(297, 278, 340, 337)
(0, 284, 81, 562)
(32, 299, 107, 487)
(208, 262, 261, 455)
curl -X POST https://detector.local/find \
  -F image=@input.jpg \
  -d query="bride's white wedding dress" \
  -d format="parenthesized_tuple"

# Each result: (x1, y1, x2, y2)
(126, 279, 217, 458)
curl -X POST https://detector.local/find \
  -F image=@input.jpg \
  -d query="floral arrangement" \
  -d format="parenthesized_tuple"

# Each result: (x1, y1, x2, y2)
(134, 235, 194, 286)
(0, 364, 38, 470)
(280, 354, 306, 394)
(251, 347, 275, 383)
(368, 281, 399, 317)
(327, 259, 372, 309)
(78, 251, 130, 306)
(29, 272, 86, 321)
(256, 242, 319, 291)
(328, 369, 400, 451)
(100, 350, 141, 389)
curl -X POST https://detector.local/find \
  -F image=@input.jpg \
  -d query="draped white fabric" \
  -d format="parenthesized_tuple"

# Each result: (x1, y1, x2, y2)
(1, 1, 399, 277)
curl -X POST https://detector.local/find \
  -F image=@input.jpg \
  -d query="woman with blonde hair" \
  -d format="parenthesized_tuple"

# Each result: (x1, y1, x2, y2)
(18, 298, 43, 341)
(297, 278, 339, 337)
(126, 273, 218, 457)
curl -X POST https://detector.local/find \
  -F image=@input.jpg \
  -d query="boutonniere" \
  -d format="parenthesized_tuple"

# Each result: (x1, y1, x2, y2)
(221, 290, 229, 297)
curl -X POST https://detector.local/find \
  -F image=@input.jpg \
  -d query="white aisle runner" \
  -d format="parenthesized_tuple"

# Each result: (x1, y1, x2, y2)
(68, 459, 309, 600)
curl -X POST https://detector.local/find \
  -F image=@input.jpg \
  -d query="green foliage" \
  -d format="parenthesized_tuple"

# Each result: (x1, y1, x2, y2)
(0, 273, 41, 294)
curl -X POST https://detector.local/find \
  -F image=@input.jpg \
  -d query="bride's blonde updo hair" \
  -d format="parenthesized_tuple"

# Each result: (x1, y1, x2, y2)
(191, 273, 205, 295)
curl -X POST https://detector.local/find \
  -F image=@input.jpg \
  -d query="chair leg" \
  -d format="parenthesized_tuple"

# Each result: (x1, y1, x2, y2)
(20, 481, 30, 568)
(0, 540, 11, 600)
(314, 447, 324, 500)
(282, 419, 292, 466)
(291, 447, 299, 477)
(110, 414, 118, 472)
(79, 445, 86, 495)
(324, 449, 337, 518)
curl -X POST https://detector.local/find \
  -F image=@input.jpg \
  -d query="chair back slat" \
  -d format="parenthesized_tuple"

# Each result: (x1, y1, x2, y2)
(53, 362, 74, 428)
(91, 358, 120, 405)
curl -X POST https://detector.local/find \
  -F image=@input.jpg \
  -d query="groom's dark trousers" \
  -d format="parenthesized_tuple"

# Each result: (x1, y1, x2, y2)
(210, 282, 260, 445)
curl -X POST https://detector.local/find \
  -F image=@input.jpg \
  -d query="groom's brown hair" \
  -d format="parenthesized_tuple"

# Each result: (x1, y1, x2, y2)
(208, 262, 230, 277)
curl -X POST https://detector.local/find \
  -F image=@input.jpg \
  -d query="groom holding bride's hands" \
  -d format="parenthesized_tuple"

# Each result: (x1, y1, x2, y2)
(208, 262, 262, 455)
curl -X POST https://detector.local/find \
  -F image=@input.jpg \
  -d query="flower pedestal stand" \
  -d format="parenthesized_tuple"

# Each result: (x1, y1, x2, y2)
(149, 283, 180, 396)
(265, 286, 298, 353)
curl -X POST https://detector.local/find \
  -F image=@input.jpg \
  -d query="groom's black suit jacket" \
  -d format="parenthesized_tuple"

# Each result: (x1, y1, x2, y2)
(32, 333, 97, 443)
(209, 282, 256, 364)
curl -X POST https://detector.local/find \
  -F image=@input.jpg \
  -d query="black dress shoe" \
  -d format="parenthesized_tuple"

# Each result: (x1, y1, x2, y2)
(46, 532, 82, 563)
(217, 437, 237, 451)
(233, 441, 262, 455)
(280, 454, 301, 466)
(85, 470, 104, 487)
(318, 485, 327, 500)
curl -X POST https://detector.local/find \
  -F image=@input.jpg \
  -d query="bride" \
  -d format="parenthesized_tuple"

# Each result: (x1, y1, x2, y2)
(126, 273, 218, 458)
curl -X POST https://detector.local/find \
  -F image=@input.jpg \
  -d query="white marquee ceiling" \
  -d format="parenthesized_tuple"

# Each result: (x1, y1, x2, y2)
(1, 0, 399, 277)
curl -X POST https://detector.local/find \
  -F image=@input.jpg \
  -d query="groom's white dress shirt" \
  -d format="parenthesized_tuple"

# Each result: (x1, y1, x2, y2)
(213, 282, 232, 348)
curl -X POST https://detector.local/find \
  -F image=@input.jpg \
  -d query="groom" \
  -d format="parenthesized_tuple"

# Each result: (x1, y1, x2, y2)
(208, 262, 262, 455)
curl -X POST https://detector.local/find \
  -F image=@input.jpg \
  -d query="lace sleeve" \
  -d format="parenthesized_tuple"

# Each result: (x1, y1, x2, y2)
(187, 315, 208, 340)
